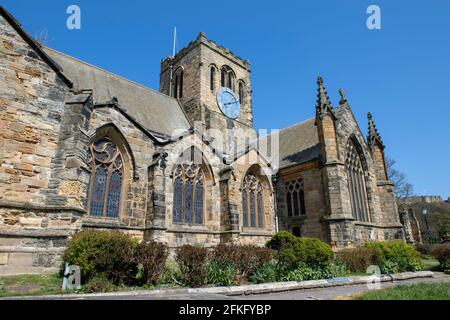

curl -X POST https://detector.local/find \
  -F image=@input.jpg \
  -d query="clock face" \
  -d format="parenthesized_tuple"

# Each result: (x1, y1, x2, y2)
(217, 87, 241, 119)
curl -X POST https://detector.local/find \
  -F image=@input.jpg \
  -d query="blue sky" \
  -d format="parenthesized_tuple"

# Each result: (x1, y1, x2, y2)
(2, 0, 449, 198)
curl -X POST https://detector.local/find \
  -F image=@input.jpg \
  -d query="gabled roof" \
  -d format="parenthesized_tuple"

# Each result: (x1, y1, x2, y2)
(44, 48, 192, 137)
(0, 6, 73, 88)
(259, 118, 321, 170)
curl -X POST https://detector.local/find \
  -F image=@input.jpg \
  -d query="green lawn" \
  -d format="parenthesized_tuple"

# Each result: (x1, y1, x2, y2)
(421, 257, 440, 271)
(0, 274, 63, 298)
(357, 283, 450, 300)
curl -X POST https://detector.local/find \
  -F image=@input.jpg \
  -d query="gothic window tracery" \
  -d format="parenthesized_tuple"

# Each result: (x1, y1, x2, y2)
(173, 161, 205, 225)
(85, 138, 124, 219)
(242, 174, 264, 229)
(285, 179, 306, 217)
(345, 139, 370, 222)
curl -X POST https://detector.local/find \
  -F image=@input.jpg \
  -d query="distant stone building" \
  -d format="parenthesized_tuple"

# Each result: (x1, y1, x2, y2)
(0, 6, 403, 275)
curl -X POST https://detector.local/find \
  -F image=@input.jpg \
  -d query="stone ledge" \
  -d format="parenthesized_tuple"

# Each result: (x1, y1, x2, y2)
(0, 246, 65, 254)
(0, 228, 73, 238)
(2, 271, 434, 300)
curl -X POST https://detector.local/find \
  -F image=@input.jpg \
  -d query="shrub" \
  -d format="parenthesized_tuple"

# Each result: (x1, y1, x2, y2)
(81, 274, 117, 293)
(61, 230, 137, 285)
(135, 241, 169, 285)
(267, 232, 334, 270)
(432, 244, 450, 271)
(160, 260, 183, 287)
(336, 247, 381, 273)
(415, 243, 432, 256)
(210, 244, 273, 284)
(265, 231, 298, 251)
(250, 262, 278, 284)
(206, 261, 236, 286)
(279, 263, 339, 282)
(175, 245, 208, 288)
(365, 241, 422, 274)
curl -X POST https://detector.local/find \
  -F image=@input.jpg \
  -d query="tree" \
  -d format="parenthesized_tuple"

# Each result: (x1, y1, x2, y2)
(386, 157, 414, 211)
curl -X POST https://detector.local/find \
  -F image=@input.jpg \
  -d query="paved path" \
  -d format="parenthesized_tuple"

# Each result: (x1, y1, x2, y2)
(15, 272, 450, 300)
(240, 272, 450, 300)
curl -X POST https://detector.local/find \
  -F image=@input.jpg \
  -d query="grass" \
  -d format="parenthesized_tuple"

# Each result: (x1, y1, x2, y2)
(356, 283, 450, 300)
(0, 274, 63, 298)
(421, 257, 440, 271)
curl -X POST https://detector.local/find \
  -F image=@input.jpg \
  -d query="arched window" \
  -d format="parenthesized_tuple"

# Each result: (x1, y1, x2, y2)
(221, 68, 226, 87)
(173, 69, 183, 99)
(285, 179, 306, 217)
(85, 138, 124, 219)
(220, 66, 235, 91)
(345, 139, 370, 222)
(238, 81, 245, 104)
(242, 174, 264, 229)
(173, 161, 205, 225)
(228, 72, 234, 91)
(210, 66, 216, 91)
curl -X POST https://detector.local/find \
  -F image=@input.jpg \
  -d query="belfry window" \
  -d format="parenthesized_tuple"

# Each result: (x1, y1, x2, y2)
(220, 66, 235, 91)
(285, 179, 306, 217)
(210, 66, 216, 91)
(238, 81, 245, 103)
(173, 161, 205, 225)
(173, 69, 183, 99)
(85, 138, 124, 219)
(345, 139, 370, 222)
(242, 174, 264, 229)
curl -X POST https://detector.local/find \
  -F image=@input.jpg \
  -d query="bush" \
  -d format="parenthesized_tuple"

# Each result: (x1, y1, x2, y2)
(250, 262, 278, 284)
(210, 244, 273, 284)
(336, 247, 381, 273)
(265, 231, 298, 251)
(81, 274, 117, 293)
(61, 230, 137, 285)
(206, 261, 236, 286)
(432, 244, 450, 271)
(135, 241, 169, 285)
(160, 260, 183, 287)
(415, 243, 432, 256)
(279, 263, 339, 282)
(365, 241, 422, 274)
(175, 245, 208, 288)
(267, 232, 334, 270)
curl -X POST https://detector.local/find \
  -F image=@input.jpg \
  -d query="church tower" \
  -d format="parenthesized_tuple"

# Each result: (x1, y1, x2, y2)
(160, 33, 256, 152)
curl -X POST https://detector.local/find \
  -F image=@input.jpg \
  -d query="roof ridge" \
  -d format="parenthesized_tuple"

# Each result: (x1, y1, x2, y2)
(44, 47, 177, 101)
(258, 117, 315, 140)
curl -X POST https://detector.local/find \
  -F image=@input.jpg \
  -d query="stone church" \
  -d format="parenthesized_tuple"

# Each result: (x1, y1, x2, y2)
(0, 7, 403, 274)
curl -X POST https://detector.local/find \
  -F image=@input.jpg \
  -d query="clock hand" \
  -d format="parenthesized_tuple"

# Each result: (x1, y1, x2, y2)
(223, 101, 239, 106)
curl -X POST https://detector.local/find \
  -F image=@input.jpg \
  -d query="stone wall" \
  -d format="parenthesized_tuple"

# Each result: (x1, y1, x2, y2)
(0, 15, 85, 274)
(276, 161, 328, 242)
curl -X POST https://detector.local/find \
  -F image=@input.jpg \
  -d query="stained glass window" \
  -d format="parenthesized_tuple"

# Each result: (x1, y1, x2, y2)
(241, 174, 265, 229)
(345, 139, 370, 222)
(285, 179, 306, 217)
(85, 138, 124, 219)
(172, 161, 205, 225)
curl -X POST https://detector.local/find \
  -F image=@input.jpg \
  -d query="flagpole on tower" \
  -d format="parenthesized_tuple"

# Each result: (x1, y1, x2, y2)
(172, 26, 177, 58)
(169, 27, 177, 97)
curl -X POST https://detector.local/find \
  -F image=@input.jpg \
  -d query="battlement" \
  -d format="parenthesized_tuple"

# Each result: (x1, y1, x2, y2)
(161, 32, 250, 73)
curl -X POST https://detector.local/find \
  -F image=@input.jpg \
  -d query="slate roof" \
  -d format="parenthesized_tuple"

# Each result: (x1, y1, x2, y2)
(44, 48, 192, 137)
(259, 118, 321, 169)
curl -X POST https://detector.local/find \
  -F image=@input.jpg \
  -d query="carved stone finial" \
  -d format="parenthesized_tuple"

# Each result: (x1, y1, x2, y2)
(339, 88, 347, 104)
(316, 76, 334, 119)
(367, 112, 384, 150)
